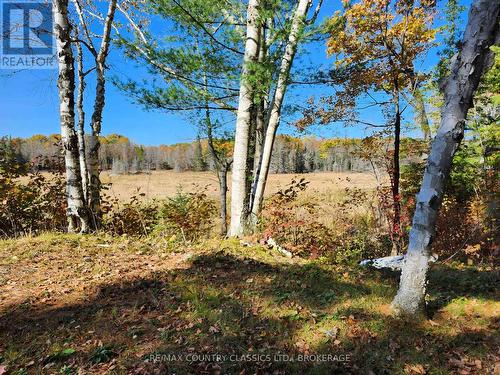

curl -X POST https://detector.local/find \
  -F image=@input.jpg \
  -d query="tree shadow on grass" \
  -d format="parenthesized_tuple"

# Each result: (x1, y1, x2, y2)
(0, 252, 497, 374)
(426, 265, 499, 317)
(361, 263, 499, 318)
(0, 251, 371, 374)
(312, 308, 499, 375)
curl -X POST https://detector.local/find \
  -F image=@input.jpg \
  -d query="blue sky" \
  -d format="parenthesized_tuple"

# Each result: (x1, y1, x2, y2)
(0, 0, 470, 146)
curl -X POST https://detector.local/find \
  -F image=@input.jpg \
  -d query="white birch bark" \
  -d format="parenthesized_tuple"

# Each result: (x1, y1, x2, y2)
(252, 25, 268, 179)
(229, 0, 261, 237)
(250, 0, 313, 221)
(75, 36, 89, 203)
(392, 0, 499, 316)
(53, 0, 89, 233)
(75, 0, 117, 227)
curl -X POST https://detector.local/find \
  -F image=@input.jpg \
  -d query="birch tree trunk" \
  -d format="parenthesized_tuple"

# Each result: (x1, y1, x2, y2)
(392, 0, 499, 316)
(250, 0, 313, 222)
(86, 0, 117, 228)
(252, 23, 269, 179)
(53, 0, 90, 233)
(75, 37, 89, 203)
(229, 0, 261, 237)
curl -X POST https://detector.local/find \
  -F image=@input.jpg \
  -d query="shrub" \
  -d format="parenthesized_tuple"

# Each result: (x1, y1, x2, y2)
(0, 138, 67, 237)
(260, 178, 336, 258)
(329, 231, 392, 265)
(433, 196, 486, 260)
(102, 191, 159, 236)
(157, 187, 216, 242)
(325, 186, 391, 263)
(401, 149, 495, 260)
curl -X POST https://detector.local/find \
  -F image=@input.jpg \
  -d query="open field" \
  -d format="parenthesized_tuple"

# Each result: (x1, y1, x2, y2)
(0, 235, 498, 374)
(101, 171, 379, 202)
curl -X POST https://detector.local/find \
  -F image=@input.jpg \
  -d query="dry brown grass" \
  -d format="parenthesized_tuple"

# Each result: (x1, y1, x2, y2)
(101, 170, 378, 201)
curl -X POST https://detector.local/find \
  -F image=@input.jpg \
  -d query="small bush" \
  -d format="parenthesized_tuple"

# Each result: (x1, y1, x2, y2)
(329, 187, 391, 263)
(331, 232, 391, 265)
(260, 178, 336, 258)
(434, 196, 486, 259)
(0, 138, 67, 237)
(102, 191, 159, 236)
(157, 187, 216, 242)
(401, 155, 495, 260)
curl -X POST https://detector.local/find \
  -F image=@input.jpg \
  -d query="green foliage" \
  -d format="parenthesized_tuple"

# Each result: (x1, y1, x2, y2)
(400, 161, 425, 203)
(157, 187, 216, 242)
(0, 137, 27, 176)
(45, 348, 76, 363)
(484, 46, 500, 105)
(435, 0, 466, 81)
(89, 345, 116, 364)
(341, 232, 392, 265)
(401, 132, 497, 259)
(448, 143, 483, 202)
(113, 0, 243, 115)
(192, 136, 207, 172)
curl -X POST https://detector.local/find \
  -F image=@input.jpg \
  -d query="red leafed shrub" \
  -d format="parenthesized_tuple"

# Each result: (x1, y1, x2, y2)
(260, 178, 336, 258)
(433, 197, 486, 260)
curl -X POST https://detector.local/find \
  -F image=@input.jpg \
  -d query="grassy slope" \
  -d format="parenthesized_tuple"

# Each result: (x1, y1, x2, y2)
(0, 234, 498, 374)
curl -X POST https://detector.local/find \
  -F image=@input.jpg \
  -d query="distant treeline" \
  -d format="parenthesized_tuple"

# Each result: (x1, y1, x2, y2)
(4, 134, 425, 174)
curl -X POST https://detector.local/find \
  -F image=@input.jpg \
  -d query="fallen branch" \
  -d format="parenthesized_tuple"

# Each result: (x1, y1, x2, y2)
(360, 254, 438, 271)
(266, 237, 293, 258)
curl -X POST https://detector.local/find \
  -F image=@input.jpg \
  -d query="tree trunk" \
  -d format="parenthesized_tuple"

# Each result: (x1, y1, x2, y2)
(219, 164, 229, 237)
(250, 0, 313, 223)
(414, 88, 431, 142)
(87, 0, 117, 228)
(87, 134, 100, 226)
(205, 104, 231, 237)
(253, 99, 266, 176)
(252, 23, 269, 179)
(229, 0, 261, 237)
(75, 37, 89, 203)
(53, 0, 90, 233)
(391, 88, 401, 256)
(392, 0, 499, 316)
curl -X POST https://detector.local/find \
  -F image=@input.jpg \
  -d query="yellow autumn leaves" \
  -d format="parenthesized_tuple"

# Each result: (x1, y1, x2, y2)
(326, 0, 437, 89)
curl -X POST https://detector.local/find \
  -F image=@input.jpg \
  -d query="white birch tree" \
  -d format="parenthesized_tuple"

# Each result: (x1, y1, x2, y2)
(73, 0, 117, 227)
(228, 0, 262, 237)
(231, 0, 323, 235)
(249, 0, 319, 222)
(53, 0, 90, 233)
(391, 0, 499, 316)
(74, 33, 89, 202)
